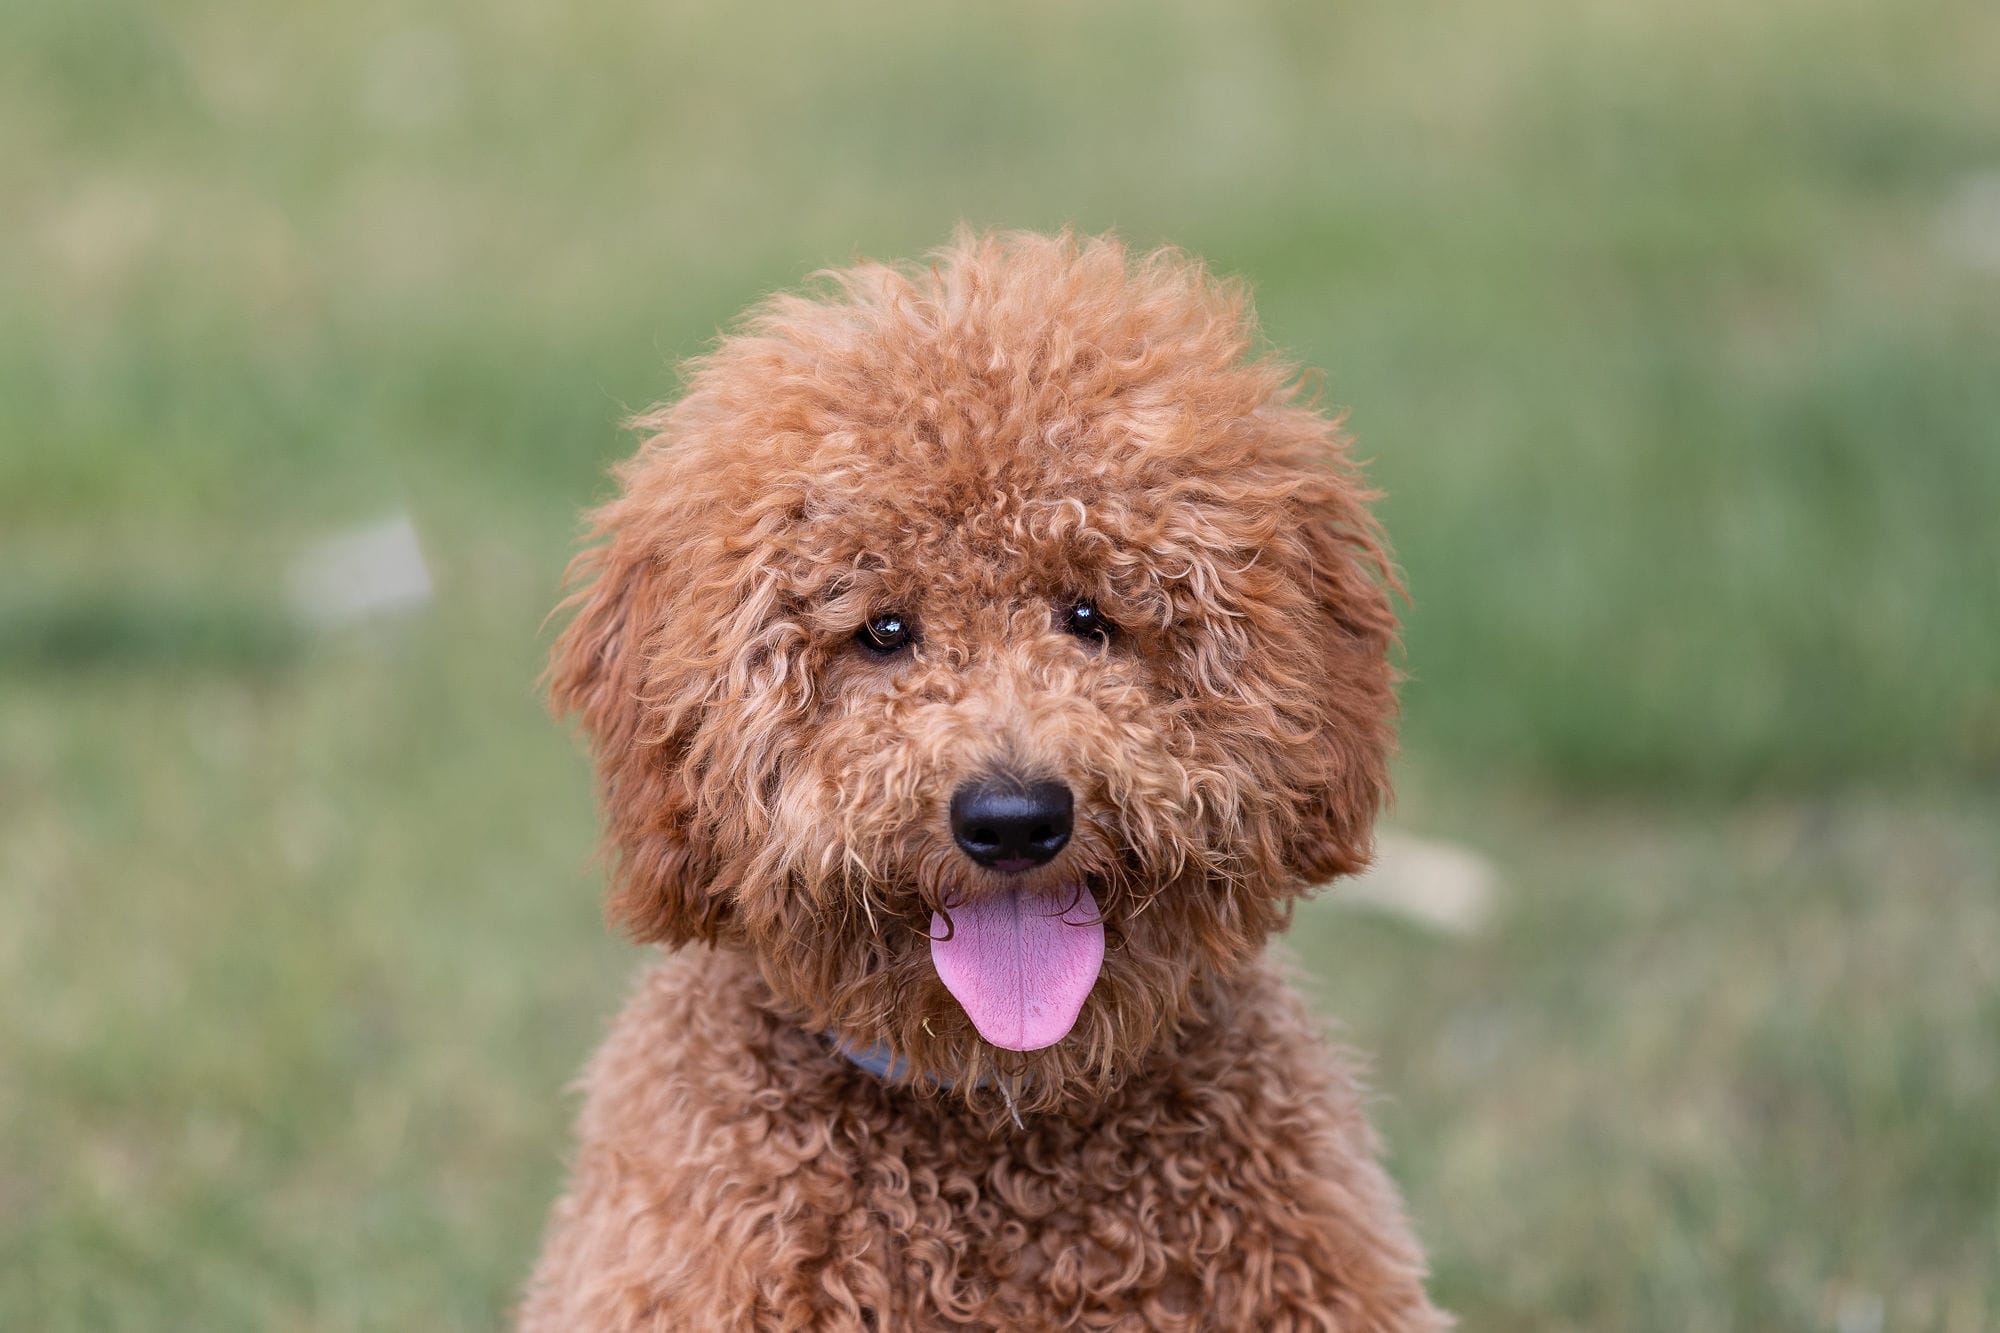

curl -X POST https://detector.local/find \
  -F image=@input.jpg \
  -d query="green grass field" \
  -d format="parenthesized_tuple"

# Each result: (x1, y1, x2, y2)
(4, 0, 1997, 1327)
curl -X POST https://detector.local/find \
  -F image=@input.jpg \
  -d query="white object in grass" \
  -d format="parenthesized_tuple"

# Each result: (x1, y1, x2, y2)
(290, 512, 433, 629)
(1337, 830, 1499, 936)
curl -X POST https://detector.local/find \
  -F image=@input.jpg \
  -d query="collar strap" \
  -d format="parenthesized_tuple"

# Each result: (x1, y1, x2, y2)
(829, 1035, 919, 1082)
(827, 1033, 1026, 1125)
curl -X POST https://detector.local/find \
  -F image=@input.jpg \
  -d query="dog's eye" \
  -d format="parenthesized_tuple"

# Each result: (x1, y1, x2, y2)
(1061, 600, 1116, 645)
(856, 612, 914, 655)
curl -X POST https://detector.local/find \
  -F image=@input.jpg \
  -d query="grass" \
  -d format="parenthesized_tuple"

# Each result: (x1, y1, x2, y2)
(3, 0, 1996, 1327)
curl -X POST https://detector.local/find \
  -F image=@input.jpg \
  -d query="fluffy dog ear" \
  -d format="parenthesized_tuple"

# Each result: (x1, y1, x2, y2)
(1266, 429, 1403, 888)
(547, 515, 729, 947)
(547, 541, 649, 752)
(1288, 513, 1399, 883)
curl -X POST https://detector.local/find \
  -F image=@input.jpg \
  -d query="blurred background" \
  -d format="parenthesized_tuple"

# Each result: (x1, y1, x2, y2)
(4, 0, 1996, 1327)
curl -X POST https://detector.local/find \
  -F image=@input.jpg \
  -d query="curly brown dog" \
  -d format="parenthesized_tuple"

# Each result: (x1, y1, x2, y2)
(521, 230, 1446, 1331)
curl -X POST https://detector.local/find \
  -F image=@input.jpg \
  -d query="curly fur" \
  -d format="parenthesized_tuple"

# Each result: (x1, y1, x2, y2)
(522, 230, 1445, 1330)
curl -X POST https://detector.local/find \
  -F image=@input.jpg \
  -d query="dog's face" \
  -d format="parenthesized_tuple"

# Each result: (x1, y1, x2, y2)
(550, 234, 1396, 1114)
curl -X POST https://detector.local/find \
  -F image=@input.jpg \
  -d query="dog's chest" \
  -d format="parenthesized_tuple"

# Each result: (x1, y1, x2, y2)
(772, 1086, 1298, 1329)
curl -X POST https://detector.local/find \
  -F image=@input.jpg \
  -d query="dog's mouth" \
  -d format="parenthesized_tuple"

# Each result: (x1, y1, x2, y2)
(929, 882, 1105, 1052)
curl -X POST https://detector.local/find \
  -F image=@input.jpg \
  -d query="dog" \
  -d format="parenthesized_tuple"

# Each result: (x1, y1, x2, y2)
(521, 230, 1446, 1331)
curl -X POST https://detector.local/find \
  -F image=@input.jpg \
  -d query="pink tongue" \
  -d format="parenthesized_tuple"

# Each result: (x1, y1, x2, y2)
(931, 885, 1105, 1051)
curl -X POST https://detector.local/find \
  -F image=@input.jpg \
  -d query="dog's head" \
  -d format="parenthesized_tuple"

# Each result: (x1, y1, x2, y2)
(550, 231, 1397, 1114)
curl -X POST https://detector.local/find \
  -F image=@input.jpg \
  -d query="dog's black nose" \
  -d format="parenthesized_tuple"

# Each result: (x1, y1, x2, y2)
(949, 778, 1073, 872)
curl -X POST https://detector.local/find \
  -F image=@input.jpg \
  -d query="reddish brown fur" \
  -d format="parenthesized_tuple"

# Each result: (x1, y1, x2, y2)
(523, 231, 1445, 1330)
